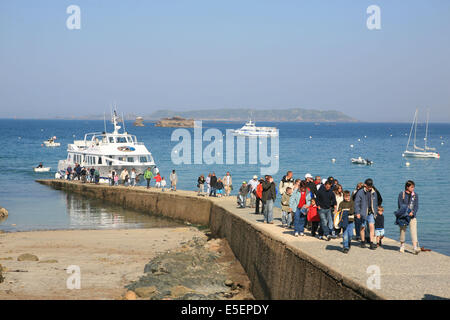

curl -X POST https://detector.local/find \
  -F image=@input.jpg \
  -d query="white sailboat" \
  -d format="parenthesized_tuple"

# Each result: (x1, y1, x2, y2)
(402, 109, 440, 159)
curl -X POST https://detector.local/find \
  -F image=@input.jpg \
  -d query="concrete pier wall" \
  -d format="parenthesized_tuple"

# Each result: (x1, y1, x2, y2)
(36, 180, 384, 300)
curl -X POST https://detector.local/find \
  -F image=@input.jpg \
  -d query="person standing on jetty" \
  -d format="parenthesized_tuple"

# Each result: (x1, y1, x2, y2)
(316, 180, 336, 241)
(293, 181, 312, 237)
(262, 175, 276, 223)
(237, 181, 249, 208)
(354, 178, 378, 250)
(248, 175, 259, 208)
(206, 173, 211, 195)
(89, 167, 95, 183)
(154, 172, 162, 188)
(66, 165, 72, 180)
(396, 180, 420, 254)
(281, 186, 293, 227)
(197, 174, 205, 196)
(209, 172, 217, 197)
(170, 170, 178, 191)
(255, 178, 264, 214)
(130, 168, 136, 187)
(223, 172, 232, 197)
(144, 167, 153, 189)
(160, 176, 167, 191)
(375, 206, 385, 248)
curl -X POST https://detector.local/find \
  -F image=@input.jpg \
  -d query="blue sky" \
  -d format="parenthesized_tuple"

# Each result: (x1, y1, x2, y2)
(1, 0, 449, 121)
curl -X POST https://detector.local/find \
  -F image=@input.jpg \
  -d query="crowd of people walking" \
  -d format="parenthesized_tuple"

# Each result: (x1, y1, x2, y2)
(198, 170, 420, 255)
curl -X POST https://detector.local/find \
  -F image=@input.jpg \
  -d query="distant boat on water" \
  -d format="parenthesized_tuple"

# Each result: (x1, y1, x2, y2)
(403, 109, 440, 159)
(232, 120, 278, 137)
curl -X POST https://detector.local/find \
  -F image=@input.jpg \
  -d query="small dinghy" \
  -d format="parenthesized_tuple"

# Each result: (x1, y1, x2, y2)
(351, 157, 373, 165)
(34, 167, 51, 172)
(43, 136, 60, 147)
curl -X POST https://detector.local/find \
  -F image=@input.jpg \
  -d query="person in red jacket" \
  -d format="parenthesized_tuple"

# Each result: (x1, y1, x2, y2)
(255, 178, 264, 214)
(307, 198, 321, 237)
(154, 172, 162, 188)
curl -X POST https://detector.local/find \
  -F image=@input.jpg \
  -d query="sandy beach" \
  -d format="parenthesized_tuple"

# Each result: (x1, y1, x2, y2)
(0, 227, 207, 299)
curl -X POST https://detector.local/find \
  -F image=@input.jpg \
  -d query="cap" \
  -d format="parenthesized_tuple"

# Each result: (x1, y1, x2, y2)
(253, 175, 258, 179)
(242, 181, 247, 184)
(305, 173, 313, 179)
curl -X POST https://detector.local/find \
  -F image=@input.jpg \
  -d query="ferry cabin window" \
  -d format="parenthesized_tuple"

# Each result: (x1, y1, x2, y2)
(98, 157, 102, 164)
(127, 157, 134, 163)
(139, 156, 149, 163)
(109, 137, 114, 143)
(116, 137, 127, 143)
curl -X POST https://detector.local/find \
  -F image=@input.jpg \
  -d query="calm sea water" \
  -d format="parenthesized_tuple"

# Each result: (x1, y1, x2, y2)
(0, 119, 449, 255)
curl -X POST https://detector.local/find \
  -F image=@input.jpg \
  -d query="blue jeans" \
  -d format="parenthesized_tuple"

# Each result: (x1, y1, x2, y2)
(210, 187, 216, 197)
(343, 222, 354, 249)
(294, 207, 307, 234)
(282, 211, 292, 226)
(319, 208, 332, 236)
(354, 217, 361, 238)
(263, 199, 274, 223)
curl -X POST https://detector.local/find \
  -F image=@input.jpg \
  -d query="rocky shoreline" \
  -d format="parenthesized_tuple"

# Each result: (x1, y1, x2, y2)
(125, 234, 253, 300)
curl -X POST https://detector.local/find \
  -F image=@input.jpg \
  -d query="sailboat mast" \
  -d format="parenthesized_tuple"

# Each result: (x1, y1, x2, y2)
(406, 109, 417, 151)
(413, 110, 418, 149)
(425, 108, 429, 149)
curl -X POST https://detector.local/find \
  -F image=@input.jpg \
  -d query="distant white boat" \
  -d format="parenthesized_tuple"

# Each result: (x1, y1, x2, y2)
(43, 136, 60, 147)
(232, 120, 278, 137)
(351, 157, 373, 165)
(34, 167, 51, 172)
(402, 109, 440, 159)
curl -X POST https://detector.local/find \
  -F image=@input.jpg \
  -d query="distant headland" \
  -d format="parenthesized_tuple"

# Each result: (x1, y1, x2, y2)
(48, 108, 359, 122)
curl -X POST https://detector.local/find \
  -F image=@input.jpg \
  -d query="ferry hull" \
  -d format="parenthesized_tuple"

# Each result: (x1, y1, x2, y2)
(402, 151, 440, 159)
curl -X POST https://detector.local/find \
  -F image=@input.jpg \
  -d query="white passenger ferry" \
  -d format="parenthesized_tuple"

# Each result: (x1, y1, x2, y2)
(57, 111, 156, 180)
(232, 120, 278, 137)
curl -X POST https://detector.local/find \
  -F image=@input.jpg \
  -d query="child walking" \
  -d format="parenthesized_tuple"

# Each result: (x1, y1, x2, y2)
(339, 190, 355, 254)
(375, 206, 385, 247)
(307, 198, 320, 237)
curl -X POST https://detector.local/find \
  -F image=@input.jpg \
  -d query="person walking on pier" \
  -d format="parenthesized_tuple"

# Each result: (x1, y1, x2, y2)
(255, 178, 264, 214)
(161, 177, 167, 191)
(144, 167, 153, 189)
(237, 181, 249, 208)
(354, 178, 378, 250)
(262, 175, 276, 223)
(170, 170, 178, 191)
(209, 173, 217, 197)
(248, 175, 259, 208)
(206, 173, 211, 195)
(66, 165, 72, 180)
(316, 180, 336, 241)
(154, 172, 162, 188)
(396, 180, 420, 254)
(130, 168, 136, 187)
(339, 190, 355, 253)
(375, 206, 385, 248)
(197, 174, 205, 196)
(281, 187, 293, 227)
(223, 172, 232, 197)
(89, 167, 95, 183)
(293, 181, 312, 237)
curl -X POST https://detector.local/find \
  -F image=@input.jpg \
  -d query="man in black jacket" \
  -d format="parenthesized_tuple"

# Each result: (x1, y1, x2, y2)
(262, 175, 276, 223)
(316, 180, 337, 240)
(209, 172, 218, 197)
